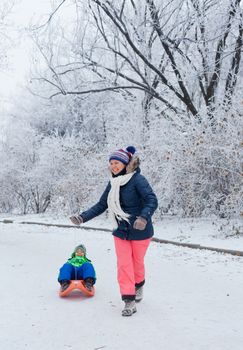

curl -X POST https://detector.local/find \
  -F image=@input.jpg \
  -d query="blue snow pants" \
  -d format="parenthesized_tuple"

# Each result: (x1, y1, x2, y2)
(58, 262, 96, 283)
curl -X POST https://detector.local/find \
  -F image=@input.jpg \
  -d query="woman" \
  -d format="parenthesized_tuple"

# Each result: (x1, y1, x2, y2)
(70, 146, 158, 316)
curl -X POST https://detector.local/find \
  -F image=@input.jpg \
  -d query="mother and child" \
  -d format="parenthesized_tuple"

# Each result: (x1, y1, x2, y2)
(59, 146, 158, 316)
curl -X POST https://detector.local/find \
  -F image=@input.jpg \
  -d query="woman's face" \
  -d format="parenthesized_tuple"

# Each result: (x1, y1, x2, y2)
(110, 159, 126, 175)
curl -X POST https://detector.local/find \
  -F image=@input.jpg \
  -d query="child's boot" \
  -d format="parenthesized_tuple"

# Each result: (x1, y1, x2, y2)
(60, 280, 70, 292)
(84, 278, 94, 291)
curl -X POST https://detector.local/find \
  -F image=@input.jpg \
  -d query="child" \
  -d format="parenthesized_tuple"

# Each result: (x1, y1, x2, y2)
(58, 244, 96, 292)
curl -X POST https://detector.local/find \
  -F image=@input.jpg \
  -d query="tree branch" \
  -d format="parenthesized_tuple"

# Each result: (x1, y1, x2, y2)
(34, 0, 67, 30)
(206, 0, 241, 104)
(224, 13, 243, 108)
(91, 0, 186, 102)
(146, 0, 198, 116)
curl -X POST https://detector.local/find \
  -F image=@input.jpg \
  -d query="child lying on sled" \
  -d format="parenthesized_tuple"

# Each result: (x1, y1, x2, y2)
(58, 244, 96, 292)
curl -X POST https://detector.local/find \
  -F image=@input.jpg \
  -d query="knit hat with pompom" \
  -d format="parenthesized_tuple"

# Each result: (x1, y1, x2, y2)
(109, 146, 136, 165)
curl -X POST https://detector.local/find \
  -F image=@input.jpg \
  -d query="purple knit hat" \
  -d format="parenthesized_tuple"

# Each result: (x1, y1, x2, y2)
(109, 146, 136, 165)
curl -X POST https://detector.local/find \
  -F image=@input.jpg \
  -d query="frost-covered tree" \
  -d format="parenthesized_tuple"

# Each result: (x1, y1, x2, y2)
(0, 0, 16, 70)
(0, 86, 142, 214)
(0, 0, 241, 219)
(31, 0, 243, 121)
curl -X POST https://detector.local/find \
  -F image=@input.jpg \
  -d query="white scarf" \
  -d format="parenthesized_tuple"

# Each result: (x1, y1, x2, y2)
(107, 172, 135, 229)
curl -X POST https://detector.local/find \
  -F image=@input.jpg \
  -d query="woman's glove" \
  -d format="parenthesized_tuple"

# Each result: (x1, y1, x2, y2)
(70, 215, 83, 225)
(133, 216, 147, 230)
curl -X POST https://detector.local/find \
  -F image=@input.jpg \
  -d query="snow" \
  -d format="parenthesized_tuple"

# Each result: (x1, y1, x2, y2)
(0, 217, 243, 350)
(1, 213, 243, 250)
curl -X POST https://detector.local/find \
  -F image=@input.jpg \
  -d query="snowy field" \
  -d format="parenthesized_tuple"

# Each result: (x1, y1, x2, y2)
(1, 213, 243, 250)
(0, 219, 243, 350)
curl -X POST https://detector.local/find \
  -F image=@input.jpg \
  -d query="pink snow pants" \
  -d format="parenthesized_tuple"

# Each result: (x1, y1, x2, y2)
(114, 236, 151, 296)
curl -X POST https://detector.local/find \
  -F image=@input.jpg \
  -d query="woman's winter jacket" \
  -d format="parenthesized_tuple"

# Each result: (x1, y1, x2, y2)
(80, 165, 158, 240)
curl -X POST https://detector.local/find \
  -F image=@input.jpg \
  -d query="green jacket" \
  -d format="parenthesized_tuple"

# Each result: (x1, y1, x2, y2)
(67, 255, 91, 268)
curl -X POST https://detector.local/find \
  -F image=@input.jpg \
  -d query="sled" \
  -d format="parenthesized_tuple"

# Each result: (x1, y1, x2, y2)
(59, 280, 95, 298)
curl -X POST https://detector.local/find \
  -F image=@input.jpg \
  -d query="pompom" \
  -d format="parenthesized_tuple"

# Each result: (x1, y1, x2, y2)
(126, 146, 136, 155)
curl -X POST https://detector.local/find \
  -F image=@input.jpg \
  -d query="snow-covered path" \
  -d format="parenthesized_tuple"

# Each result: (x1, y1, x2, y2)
(0, 222, 242, 350)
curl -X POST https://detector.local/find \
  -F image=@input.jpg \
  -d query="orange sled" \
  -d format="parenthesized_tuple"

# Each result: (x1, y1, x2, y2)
(59, 280, 95, 298)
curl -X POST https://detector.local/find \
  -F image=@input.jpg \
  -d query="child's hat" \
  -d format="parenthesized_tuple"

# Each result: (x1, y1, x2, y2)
(74, 244, 86, 255)
(109, 146, 136, 165)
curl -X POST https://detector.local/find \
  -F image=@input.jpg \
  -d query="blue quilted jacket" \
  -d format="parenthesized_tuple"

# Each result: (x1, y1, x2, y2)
(80, 168, 158, 240)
